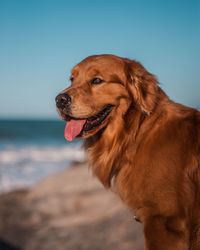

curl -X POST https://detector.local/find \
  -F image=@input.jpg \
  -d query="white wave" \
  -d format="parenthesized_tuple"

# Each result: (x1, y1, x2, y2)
(0, 145, 85, 164)
(0, 144, 86, 193)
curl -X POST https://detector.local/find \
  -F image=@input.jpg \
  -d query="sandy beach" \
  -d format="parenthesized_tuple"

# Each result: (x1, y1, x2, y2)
(0, 163, 144, 250)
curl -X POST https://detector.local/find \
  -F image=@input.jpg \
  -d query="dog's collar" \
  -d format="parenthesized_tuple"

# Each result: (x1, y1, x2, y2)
(133, 214, 141, 223)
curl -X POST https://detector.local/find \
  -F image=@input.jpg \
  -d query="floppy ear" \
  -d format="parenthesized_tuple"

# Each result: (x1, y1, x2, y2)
(124, 59, 159, 114)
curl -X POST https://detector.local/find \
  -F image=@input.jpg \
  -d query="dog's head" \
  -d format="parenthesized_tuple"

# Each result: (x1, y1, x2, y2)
(56, 54, 159, 141)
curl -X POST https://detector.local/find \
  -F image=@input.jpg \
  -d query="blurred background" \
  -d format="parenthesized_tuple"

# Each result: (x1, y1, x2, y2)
(0, 0, 199, 249)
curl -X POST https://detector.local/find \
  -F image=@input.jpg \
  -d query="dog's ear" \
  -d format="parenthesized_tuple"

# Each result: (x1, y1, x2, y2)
(124, 59, 159, 114)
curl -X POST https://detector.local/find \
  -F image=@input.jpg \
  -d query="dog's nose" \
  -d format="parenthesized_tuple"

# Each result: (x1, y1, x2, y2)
(56, 93, 72, 109)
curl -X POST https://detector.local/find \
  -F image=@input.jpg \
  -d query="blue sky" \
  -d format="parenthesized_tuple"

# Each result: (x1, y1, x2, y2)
(0, 0, 199, 119)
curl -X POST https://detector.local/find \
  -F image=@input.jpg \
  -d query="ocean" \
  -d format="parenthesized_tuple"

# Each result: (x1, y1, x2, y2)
(0, 119, 85, 193)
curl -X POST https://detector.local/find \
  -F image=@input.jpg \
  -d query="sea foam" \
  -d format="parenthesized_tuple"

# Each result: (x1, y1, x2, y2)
(0, 144, 85, 193)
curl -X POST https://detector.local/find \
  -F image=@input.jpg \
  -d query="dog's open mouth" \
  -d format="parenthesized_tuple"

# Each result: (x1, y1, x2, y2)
(63, 105, 113, 141)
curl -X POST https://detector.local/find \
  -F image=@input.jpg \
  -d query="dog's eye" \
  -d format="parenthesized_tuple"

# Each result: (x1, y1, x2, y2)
(90, 78, 103, 85)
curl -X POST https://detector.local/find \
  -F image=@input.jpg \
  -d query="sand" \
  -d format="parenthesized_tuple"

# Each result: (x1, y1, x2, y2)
(0, 163, 144, 250)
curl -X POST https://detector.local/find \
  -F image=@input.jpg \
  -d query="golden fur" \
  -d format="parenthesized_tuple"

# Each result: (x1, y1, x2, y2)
(57, 55, 200, 249)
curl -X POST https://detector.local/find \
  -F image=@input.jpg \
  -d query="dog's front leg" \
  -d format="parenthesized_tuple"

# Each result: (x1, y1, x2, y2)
(143, 215, 189, 250)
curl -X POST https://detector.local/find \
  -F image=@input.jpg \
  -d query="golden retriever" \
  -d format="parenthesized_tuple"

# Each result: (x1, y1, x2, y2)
(56, 54, 200, 250)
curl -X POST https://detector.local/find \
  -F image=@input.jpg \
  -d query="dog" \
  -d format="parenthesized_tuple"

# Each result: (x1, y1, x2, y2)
(56, 54, 200, 249)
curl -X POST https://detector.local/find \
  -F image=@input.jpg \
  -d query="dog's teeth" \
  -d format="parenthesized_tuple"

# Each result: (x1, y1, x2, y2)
(84, 105, 113, 132)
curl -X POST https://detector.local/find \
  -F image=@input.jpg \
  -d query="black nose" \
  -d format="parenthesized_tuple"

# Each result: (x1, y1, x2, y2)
(56, 93, 72, 109)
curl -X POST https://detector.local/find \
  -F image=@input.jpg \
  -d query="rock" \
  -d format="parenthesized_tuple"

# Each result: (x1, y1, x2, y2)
(0, 238, 21, 250)
(0, 164, 144, 250)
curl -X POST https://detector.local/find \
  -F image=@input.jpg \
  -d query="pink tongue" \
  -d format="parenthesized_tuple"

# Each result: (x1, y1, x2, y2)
(64, 119, 86, 141)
